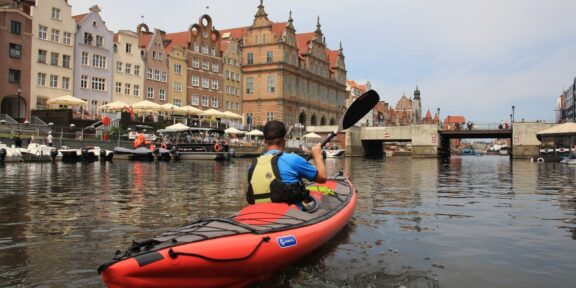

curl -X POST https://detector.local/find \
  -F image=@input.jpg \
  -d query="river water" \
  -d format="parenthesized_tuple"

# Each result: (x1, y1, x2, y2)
(0, 156, 574, 288)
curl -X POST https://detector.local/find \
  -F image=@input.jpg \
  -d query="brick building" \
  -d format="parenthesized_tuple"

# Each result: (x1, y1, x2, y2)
(137, 23, 169, 106)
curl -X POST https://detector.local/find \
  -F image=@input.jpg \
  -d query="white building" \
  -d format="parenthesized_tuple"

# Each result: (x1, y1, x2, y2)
(30, 0, 75, 110)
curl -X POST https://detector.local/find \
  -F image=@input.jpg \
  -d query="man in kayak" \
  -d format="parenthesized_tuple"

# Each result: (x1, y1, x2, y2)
(246, 120, 326, 208)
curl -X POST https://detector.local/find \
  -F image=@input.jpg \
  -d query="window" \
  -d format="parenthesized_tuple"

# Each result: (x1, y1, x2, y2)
(202, 44, 209, 54)
(115, 82, 122, 93)
(247, 53, 254, 64)
(133, 85, 139, 96)
(9, 43, 21, 58)
(125, 63, 131, 74)
(63, 32, 71, 45)
(80, 75, 88, 88)
(116, 61, 123, 72)
(174, 81, 182, 92)
(266, 51, 273, 63)
(147, 87, 154, 99)
(192, 58, 200, 68)
(225, 71, 230, 79)
(96, 35, 103, 47)
(126, 43, 132, 53)
(39, 25, 47, 40)
(81, 51, 89, 65)
(49, 75, 58, 88)
(37, 97, 48, 110)
(254, 35, 258, 45)
(38, 49, 47, 63)
(211, 97, 218, 108)
(267, 76, 276, 93)
(37, 73, 46, 86)
(191, 76, 200, 87)
(267, 112, 274, 122)
(202, 61, 209, 70)
(246, 113, 253, 126)
(201, 96, 209, 107)
(246, 77, 254, 94)
(10, 21, 21, 35)
(211, 80, 219, 90)
(153, 70, 160, 81)
(193, 42, 199, 52)
(91, 77, 106, 91)
(125, 84, 131, 95)
(263, 34, 266, 44)
(202, 31, 208, 39)
(191, 94, 199, 106)
(92, 54, 106, 68)
(62, 55, 71, 68)
(62, 77, 70, 90)
(51, 29, 60, 43)
(50, 52, 59, 66)
(201, 78, 209, 88)
(51, 7, 61, 20)
(212, 63, 219, 73)
(173, 99, 181, 107)
(174, 64, 182, 74)
(134, 65, 140, 76)
(161, 72, 167, 82)
(84, 32, 93, 45)
(9, 69, 20, 84)
(211, 47, 216, 56)
(159, 89, 166, 101)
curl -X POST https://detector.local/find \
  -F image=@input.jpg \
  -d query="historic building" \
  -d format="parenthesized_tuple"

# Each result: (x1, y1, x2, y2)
(29, 0, 75, 112)
(112, 30, 144, 105)
(412, 86, 422, 124)
(346, 80, 371, 126)
(556, 77, 575, 123)
(0, 0, 32, 122)
(137, 24, 169, 106)
(221, 33, 242, 114)
(221, 1, 347, 129)
(73, 5, 113, 118)
(165, 44, 187, 108)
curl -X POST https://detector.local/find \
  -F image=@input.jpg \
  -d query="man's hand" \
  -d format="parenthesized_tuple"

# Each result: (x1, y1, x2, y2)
(311, 144, 323, 160)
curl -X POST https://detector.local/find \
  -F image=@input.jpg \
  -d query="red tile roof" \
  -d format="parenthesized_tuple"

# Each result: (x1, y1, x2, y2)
(444, 116, 466, 123)
(73, 13, 87, 23)
(296, 32, 314, 55)
(138, 33, 153, 48)
(424, 109, 432, 120)
(164, 31, 188, 53)
(113, 33, 119, 43)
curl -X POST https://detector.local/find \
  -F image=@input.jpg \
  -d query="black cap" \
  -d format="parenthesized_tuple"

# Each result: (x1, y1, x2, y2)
(263, 120, 286, 140)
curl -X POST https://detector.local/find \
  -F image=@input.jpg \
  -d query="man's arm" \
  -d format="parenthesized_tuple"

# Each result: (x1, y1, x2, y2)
(310, 144, 327, 183)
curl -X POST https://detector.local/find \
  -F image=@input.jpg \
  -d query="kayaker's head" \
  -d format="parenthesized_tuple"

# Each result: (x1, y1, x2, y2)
(263, 120, 286, 148)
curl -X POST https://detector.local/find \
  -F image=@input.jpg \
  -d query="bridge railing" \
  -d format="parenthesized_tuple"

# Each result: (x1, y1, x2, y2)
(440, 122, 511, 131)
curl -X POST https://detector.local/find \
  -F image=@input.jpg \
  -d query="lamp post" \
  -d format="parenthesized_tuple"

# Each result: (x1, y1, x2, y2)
(437, 107, 441, 128)
(511, 105, 515, 123)
(17, 86, 22, 122)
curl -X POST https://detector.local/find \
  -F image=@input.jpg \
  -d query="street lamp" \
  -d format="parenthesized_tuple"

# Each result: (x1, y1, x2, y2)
(437, 107, 441, 127)
(17, 86, 22, 122)
(511, 105, 515, 123)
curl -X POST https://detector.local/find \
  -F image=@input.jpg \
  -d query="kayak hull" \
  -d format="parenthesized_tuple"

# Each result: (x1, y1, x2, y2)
(100, 173, 356, 287)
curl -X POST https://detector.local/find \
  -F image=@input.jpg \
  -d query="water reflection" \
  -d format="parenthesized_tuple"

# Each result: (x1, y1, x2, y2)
(0, 156, 575, 287)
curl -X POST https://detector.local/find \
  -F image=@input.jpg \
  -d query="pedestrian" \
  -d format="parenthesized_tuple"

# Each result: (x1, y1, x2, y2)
(46, 131, 53, 147)
(245, 120, 327, 209)
(499, 120, 504, 130)
(13, 132, 23, 148)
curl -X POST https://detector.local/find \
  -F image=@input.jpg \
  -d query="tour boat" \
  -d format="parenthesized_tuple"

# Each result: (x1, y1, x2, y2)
(98, 171, 356, 287)
(158, 127, 230, 160)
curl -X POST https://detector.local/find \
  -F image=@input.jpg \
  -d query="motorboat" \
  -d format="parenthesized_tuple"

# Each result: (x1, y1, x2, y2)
(59, 146, 113, 163)
(113, 147, 155, 161)
(158, 126, 230, 161)
(0, 143, 22, 163)
(324, 148, 345, 158)
(499, 146, 510, 156)
(18, 143, 58, 162)
(560, 156, 576, 165)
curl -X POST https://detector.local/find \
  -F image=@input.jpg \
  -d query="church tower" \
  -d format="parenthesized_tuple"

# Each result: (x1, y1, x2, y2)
(412, 86, 422, 124)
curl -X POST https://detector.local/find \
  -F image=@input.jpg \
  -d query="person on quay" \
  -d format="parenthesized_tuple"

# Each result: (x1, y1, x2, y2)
(46, 131, 53, 147)
(246, 120, 327, 210)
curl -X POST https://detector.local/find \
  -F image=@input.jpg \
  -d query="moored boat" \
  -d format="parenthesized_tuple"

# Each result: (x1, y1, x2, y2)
(98, 172, 356, 287)
(159, 126, 230, 161)
(113, 147, 155, 161)
(324, 148, 345, 158)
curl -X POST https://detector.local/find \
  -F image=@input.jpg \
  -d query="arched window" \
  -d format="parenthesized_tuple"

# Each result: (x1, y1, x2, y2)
(311, 115, 317, 126)
(320, 116, 326, 126)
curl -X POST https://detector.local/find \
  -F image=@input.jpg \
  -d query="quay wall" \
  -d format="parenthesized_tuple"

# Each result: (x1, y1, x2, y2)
(511, 122, 555, 158)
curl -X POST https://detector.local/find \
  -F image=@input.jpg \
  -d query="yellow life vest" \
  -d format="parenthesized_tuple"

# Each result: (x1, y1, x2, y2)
(247, 153, 283, 204)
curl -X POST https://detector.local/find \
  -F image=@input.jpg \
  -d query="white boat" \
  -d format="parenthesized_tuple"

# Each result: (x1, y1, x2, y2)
(158, 127, 230, 161)
(18, 143, 58, 162)
(499, 146, 510, 156)
(0, 143, 22, 162)
(59, 146, 113, 163)
(324, 148, 345, 158)
(560, 157, 576, 165)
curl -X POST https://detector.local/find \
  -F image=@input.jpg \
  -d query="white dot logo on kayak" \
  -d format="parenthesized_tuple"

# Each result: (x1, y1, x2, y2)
(277, 235, 297, 248)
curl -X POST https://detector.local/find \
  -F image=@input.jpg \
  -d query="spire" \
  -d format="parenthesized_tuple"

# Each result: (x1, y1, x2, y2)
(255, 0, 267, 18)
(315, 16, 322, 34)
(253, 0, 271, 27)
(414, 85, 421, 100)
(286, 10, 294, 30)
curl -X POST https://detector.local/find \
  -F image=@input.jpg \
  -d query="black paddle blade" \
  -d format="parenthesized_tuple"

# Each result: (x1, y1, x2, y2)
(339, 89, 380, 131)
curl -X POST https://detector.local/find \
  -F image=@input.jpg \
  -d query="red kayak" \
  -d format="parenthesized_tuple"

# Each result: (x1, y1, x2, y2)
(98, 171, 356, 287)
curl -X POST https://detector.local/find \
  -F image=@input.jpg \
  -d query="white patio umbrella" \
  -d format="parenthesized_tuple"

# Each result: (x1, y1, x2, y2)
(47, 95, 87, 106)
(99, 101, 128, 111)
(200, 108, 226, 118)
(222, 111, 243, 119)
(246, 129, 264, 136)
(178, 105, 203, 115)
(224, 127, 245, 135)
(131, 100, 162, 111)
(304, 132, 322, 139)
(164, 123, 191, 132)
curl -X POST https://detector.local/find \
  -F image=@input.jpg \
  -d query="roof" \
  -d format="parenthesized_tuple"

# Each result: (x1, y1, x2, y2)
(444, 116, 466, 123)
(138, 33, 153, 48)
(296, 32, 314, 55)
(424, 110, 432, 120)
(73, 13, 88, 23)
(537, 122, 576, 136)
(164, 31, 188, 53)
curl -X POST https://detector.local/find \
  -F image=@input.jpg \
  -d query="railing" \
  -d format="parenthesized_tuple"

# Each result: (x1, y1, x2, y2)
(0, 114, 18, 124)
(439, 122, 512, 131)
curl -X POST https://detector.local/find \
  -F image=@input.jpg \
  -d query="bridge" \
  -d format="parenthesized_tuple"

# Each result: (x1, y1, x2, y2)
(307, 122, 555, 158)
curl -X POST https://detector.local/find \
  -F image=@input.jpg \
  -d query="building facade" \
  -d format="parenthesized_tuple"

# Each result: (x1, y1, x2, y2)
(73, 5, 114, 118)
(0, 0, 32, 122)
(225, 1, 346, 129)
(138, 24, 169, 106)
(30, 0, 75, 112)
(166, 45, 187, 108)
(556, 77, 575, 123)
(112, 30, 144, 105)
(221, 34, 242, 114)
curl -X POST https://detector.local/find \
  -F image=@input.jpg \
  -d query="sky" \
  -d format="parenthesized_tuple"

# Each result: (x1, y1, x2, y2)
(68, 0, 576, 123)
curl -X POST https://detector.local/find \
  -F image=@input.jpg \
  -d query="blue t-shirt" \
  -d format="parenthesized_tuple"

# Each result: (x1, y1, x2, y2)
(262, 149, 318, 184)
